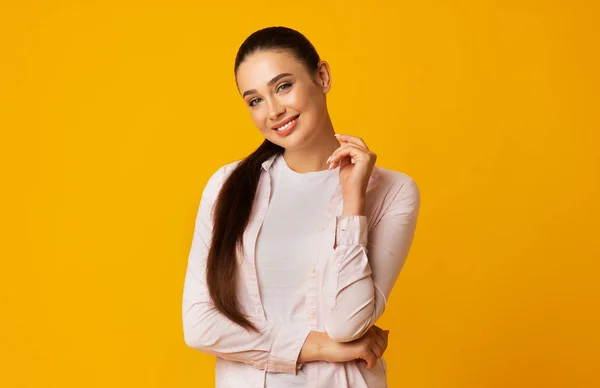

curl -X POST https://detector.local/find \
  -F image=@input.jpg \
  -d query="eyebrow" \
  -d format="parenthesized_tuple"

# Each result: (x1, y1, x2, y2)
(242, 73, 293, 98)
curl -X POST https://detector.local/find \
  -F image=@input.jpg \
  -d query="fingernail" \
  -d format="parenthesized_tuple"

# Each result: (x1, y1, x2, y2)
(326, 156, 331, 163)
(334, 134, 340, 137)
(328, 163, 332, 170)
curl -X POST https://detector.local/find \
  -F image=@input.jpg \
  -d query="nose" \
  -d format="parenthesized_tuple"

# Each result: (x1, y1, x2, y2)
(266, 97, 285, 121)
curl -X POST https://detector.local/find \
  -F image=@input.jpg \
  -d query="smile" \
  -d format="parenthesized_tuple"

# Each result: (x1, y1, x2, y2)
(271, 115, 300, 137)
(272, 115, 300, 131)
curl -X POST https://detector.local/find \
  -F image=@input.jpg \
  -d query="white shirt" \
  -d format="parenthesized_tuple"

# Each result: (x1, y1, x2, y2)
(255, 154, 340, 387)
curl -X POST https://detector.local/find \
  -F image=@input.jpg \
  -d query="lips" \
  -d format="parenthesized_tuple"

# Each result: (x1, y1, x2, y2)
(272, 114, 300, 130)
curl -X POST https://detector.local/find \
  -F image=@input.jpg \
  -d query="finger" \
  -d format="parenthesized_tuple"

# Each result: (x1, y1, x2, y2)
(327, 143, 364, 164)
(369, 326, 387, 344)
(369, 327, 388, 355)
(337, 155, 353, 169)
(329, 145, 368, 169)
(335, 148, 360, 167)
(334, 134, 370, 150)
(363, 348, 378, 369)
(379, 330, 390, 344)
(368, 331, 386, 357)
(374, 335, 387, 356)
(371, 325, 385, 338)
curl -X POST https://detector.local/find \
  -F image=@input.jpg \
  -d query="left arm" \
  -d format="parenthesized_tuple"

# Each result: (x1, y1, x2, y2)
(322, 179, 420, 342)
(323, 134, 421, 343)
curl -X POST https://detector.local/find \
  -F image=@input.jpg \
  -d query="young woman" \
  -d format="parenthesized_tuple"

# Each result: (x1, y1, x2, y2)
(182, 26, 420, 388)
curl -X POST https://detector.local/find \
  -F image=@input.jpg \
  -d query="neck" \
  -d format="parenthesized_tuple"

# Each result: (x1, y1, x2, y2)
(282, 115, 340, 173)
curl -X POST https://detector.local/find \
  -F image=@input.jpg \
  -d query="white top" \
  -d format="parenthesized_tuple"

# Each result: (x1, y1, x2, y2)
(255, 153, 340, 387)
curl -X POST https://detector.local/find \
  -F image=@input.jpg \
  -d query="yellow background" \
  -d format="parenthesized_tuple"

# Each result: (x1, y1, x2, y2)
(1, 1, 598, 387)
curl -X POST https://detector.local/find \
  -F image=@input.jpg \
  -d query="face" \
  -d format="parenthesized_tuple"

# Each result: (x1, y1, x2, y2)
(235, 50, 331, 151)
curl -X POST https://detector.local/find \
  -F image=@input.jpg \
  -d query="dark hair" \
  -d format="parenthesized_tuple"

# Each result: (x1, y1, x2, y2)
(206, 27, 321, 332)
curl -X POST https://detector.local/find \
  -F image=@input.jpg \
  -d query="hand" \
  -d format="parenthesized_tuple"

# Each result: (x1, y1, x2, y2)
(322, 325, 390, 369)
(327, 134, 377, 200)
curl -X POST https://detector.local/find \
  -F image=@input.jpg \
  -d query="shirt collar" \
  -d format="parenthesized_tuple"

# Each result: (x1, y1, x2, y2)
(261, 153, 279, 170)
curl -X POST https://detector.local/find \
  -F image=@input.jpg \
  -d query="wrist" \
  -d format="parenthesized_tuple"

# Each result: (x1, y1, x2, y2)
(298, 331, 330, 363)
(342, 194, 365, 216)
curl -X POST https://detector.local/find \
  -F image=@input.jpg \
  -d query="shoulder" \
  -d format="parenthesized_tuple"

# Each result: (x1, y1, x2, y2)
(202, 159, 244, 199)
(371, 165, 420, 211)
(373, 166, 419, 196)
(218, 159, 244, 179)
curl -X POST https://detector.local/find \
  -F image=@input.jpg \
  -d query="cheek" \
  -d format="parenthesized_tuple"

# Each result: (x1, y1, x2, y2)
(249, 109, 266, 127)
(280, 86, 307, 109)
(250, 109, 274, 137)
(292, 86, 321, 112)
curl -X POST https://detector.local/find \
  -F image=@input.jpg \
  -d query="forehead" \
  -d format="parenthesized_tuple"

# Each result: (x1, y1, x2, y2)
(236, 50, 306, 91)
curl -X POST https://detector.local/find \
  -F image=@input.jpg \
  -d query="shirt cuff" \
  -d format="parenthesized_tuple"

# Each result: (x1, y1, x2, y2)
(335, 216, 368, 246)
(267, 326, 312, 375)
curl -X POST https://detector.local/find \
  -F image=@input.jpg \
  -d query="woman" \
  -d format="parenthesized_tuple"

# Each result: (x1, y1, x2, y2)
(182, 26, 420, 388)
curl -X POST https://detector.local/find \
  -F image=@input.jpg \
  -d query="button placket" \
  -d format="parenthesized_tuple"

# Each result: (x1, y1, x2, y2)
(248, 168, 272, 321)
(306, 184, 344, 328)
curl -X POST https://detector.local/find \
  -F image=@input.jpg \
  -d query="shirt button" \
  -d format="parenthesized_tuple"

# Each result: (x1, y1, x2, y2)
(331, 266, 337, 271)
(311, 268, 316, 274)
(256, 307, 263, 314)
(319, 227, 325, 231)
(309, 311, 315, 316)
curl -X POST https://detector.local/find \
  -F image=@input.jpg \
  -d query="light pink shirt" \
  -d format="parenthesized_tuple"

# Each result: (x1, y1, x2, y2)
(182, 153, 420, 388)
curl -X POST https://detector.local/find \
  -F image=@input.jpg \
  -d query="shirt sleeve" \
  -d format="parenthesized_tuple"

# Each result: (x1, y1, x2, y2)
(182, 165, 312, 374)
(322, 177, 421, 342)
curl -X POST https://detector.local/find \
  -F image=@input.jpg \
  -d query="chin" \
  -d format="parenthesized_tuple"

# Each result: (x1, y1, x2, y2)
(273, 136, 312, 152)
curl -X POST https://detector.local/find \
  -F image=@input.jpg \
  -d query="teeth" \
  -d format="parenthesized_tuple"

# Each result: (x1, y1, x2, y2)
(277, 117, 296, 131)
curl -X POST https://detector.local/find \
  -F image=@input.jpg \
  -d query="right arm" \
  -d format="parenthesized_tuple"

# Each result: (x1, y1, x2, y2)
(182, 165, 312, 375)
(299, 328, 390, 369)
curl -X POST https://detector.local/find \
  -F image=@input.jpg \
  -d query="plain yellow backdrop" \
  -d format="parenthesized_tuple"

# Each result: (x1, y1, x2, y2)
(1, 1, 598, 387)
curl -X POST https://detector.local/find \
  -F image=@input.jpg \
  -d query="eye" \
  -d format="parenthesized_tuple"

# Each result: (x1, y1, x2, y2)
(276, 82, 292, 92)
(248, 97, 262, 107)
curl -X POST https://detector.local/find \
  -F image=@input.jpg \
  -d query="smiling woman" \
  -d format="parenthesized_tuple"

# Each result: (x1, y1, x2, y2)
(182, 26, 420, 388)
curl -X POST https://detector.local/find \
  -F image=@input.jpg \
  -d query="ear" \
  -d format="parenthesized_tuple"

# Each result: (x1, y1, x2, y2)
(316, 60, 332, 93)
